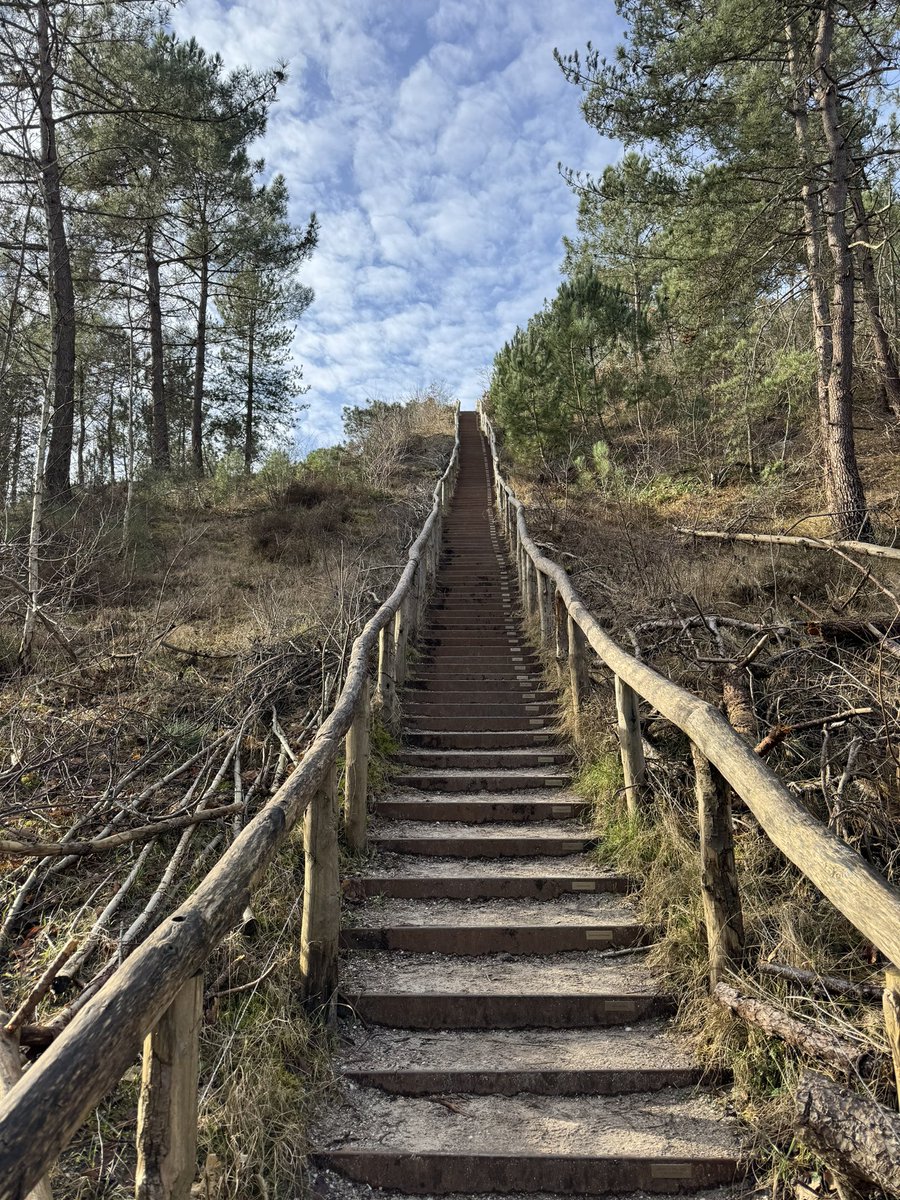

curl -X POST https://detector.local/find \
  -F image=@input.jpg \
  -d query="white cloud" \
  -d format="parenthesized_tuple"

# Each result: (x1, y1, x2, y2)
(172, 0, 625, 446)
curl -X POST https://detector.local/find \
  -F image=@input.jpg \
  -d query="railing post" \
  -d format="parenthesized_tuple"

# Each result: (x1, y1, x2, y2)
(614, 676, 646, 817)
(537, 572, 553, 645)
(883, 965, 900, 1107)
(690, 746, 744, 988)
(393, 597, 410, 690)
(300, 761, 340, 1017)
(567, 613, 589, 739)
(344, 675, 370, 854)
(523, 558, 535, 621)
(0, 1024, 52, 1200)
(135, 972, 203, 1200)
(554, 590, 569, 685)
(375, 620, 397, 723)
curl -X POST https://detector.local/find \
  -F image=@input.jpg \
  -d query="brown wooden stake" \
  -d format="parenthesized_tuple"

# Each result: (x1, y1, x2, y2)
(692, 747, 745, 987)
(567, 614, 589, 739)
(0, 1016, 52, 1200)
(536, 569, 551, 645)
(343, 676, 370, 854)
(554, 590, 569, 685)
(883, 963, 900, 1107)
(135, 973, 203, 1200)
(299, 762, 340, 1018)
(375, 622, 396, 724)
(393, 597, 409, 690)
(615, 675, 646, 817)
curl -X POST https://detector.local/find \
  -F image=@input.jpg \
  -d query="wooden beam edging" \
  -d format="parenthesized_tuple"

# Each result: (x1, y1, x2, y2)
(676, 525, 900, 563)
(0, 407, 461, 1200)
(474, 404, 900, 968)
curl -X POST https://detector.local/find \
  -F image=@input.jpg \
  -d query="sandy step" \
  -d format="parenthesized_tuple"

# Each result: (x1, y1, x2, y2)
(374, 797, 585, 824)
(370, 819, 594, 858)
(314, 1086, 743, 1194)
(337, 1025, 709, 1095)
(393, 769, 572, 792)
(397, 749, 570, 768)
(344, 857, 629, 901)
(341, 951, 668, 1028)
(405, 731, 563, 749)
(403, 716, 559, 734)
(341, 896, 643, 955)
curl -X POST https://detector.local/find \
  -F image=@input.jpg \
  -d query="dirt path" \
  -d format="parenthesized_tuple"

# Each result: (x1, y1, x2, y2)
(313, 411, 748, 1197)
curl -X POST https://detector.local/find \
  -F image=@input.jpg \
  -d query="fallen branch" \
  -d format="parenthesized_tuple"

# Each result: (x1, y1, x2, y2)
(754, 708, 875, 757)
(0, 803, 242, 858)
(3, 938, 78, 1035)
(678, 526, 900, 563)
(759, 961, 882, 1003)
(713, 983, 880, 1077)
(796, 1069, 900, 1193)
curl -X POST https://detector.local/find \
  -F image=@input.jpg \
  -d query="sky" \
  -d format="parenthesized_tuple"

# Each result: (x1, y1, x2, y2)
(172, 0, 624, 447)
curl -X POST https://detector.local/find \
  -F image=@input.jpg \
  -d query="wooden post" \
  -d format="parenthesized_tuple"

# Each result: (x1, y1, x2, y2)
(393, 597, 409, 690)
(567, 613, 589, 739)
(883, 964, 900, 1107)
(614, 676, 646, 817)
(300, 762, 340, 1017)
(536, 570, 552, 645)
(554, 590, 569, 685)
(344, 676, 370, 854)
(135, 973, 203, 1200)
(0, 1019, 52, 1200)
(691, 745, 745, 988)
(375, 621, 396, 723)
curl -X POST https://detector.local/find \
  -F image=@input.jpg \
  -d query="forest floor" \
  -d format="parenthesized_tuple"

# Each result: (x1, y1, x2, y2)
(512, 401, 900, 1195)
(0, 423, 453, 1199)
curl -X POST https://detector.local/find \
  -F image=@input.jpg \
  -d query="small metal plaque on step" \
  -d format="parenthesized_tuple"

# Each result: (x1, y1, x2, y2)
(546, 778, 566, 787)
(650, 1163, 695, 1181)
(585, 929, 613, 944)
(562, 841, 584, 852)
(605, 999, 637, 1015)
(552, 805, 573, 816)
(571, 881, 596, 891)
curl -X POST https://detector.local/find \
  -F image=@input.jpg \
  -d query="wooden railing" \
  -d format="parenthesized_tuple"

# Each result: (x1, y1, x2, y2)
(0, 409, 461, 1200)
(477, 404, 900, 1063)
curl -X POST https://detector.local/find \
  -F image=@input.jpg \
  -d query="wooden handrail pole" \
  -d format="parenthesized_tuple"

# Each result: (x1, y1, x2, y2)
(135, 972, 203, 1200)
(690, 746, 745, 988)
(567, 613, 589, 739)
(0, 1018, 52, 1200)
(884, 964, 900, 1107)
(536, 570, 552, 644)
(554, 590, 569, 685)
(614, 676, 646, 816)
(300, 761, 340, 1018)
(344, 676, 370, 854)
(393, 597, 409, 690)
(375, 622, 397, 723)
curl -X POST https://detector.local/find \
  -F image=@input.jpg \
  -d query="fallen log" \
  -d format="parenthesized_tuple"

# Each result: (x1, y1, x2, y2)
(0, 803, 242, 858)
(677, 526, 900, 563)
(713, 983, 880, 1077)
(796, 1069, 900, 1193)
(754, 708, 875, 757)
(759, 961, 882, 1003)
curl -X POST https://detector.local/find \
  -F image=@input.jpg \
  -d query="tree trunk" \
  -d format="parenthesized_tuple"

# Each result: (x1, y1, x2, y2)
(243, 317, 255, 474)
(145, 226, 170, 469)
(796, 1069, 900, 1193)
(813, 3, 872, 540)
(786, 21, 834, 501)
(37, 0, 76, 505)
(850, 181, 900, 419)
(191, 242, 209, 477)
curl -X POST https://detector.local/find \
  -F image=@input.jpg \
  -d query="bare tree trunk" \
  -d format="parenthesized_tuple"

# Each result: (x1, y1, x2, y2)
(849, 181, 900, 419)
(37, 0, 76, 505)
(19, 381, 52, 669)
(191, 241, 209, 477)
(145, 226, 170, 469)
(786, 21, 834, 500)
(243, 315, 255, 474)
(0, 201, 33, 503)
(813, 2, 872, 540)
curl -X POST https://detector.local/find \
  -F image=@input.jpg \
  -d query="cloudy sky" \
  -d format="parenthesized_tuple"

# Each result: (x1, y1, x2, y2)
(173, 0, 624, 446)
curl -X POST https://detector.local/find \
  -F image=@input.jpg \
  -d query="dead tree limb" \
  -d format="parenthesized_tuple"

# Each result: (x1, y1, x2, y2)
(714, 983, 880, 1076)
(0, 804, 241, 857)
(759, 961, 882, 1002)
(795, 1069, 900, 1193)
(677, 525, 900, 562)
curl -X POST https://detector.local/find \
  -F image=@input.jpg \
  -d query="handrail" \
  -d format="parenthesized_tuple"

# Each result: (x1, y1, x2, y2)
(476, 403, 900, 976)
(0, 406, 461, 1199)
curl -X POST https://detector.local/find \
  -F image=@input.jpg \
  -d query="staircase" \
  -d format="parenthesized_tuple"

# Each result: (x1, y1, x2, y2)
(313, 411, 744, 1196)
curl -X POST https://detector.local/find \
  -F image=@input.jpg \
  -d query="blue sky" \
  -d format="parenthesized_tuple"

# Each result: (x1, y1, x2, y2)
(173, 0, 624, 447)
